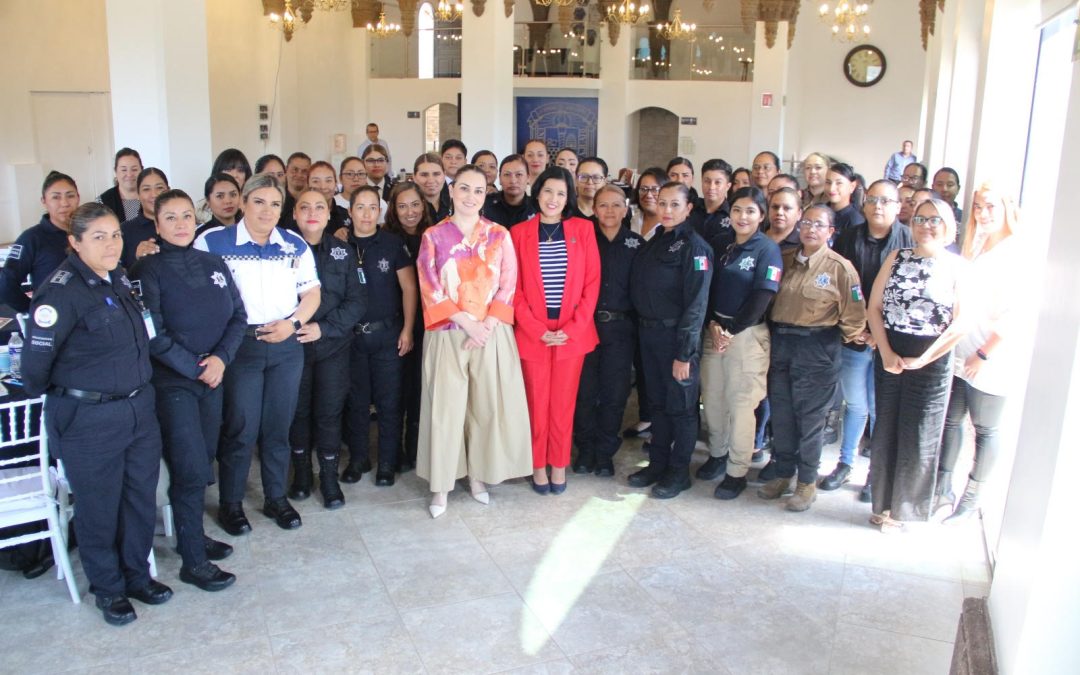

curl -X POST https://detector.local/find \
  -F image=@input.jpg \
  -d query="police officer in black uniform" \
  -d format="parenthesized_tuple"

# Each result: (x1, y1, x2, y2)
(628, 181, 713, 498)
(120, 167, 169, 270)
(131, 189, 245, 592)
(341, 185, 418, 486)
(1, 172, 80, 312)
(573, 184, 644, 477)
(288, 188, 365, 508)
(24, 202, 172, 626)
(483, 154, 537, 228)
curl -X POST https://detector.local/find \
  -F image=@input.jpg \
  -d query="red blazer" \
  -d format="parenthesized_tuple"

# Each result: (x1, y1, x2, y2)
(511, 215, 601, 362)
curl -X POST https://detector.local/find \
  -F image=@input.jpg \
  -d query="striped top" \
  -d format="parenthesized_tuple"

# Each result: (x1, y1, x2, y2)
(538, 222, 567, 319)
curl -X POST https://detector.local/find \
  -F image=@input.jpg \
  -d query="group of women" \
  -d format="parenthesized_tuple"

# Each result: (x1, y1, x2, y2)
(7, 139, 1020, 625)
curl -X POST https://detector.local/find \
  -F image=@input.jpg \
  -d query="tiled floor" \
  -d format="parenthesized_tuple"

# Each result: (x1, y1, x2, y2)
(0, 436, 988, 674)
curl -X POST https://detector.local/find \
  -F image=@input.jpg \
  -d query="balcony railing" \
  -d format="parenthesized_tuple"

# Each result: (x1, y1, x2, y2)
(628, 25, 755, 82)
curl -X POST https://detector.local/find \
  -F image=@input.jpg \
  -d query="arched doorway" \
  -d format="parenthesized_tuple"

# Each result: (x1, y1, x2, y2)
(423, 102, 461, 153)
(629, 106, 679, 170)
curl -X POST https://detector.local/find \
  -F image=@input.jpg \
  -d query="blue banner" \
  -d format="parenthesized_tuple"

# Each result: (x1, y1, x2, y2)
(515, 97, 599, 158)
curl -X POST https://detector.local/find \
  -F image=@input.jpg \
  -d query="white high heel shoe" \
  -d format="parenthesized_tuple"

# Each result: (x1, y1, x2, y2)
(468, 478, 489, 505)
(429, 492, 448, 519)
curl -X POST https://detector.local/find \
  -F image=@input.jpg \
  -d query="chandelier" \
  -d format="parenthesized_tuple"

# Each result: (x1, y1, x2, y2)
(435, 0, 464, 21)
(268, 0, 309, 41)
(535, 0, 576, 7)
(607, 0, 650, 25)
(367, 10, 402, 37)
(658, 9, 696, 41)
(818, 1, 872, 41)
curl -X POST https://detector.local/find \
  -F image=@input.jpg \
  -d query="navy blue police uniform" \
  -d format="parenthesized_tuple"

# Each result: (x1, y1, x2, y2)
(572, 225, 644, 476)
(628, 221, 713, 497)
(342, 227, 413, 484)
(0, 215, 70, 312)
(131, 239, 246, 574)
(23, 254, 162, 607)
(483, 191, 537, 229)
(397, 230, 425, 471)
(120, 214, 156, 270)
(288, 231, 365, 506)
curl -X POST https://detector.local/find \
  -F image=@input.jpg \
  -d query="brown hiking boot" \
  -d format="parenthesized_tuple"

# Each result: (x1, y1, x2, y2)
(757, 477, 793, 500)
(786, 481, 817, 512)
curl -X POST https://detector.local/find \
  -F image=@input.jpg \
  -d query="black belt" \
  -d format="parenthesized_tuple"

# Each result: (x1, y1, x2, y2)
(639, 318, 679, 328)
(50, 386, 143, 403)
(595, 310, 630, 323)
(771, 322, 837, 336)
(355, 317, 400, 335)
(244, 326, 262, 338)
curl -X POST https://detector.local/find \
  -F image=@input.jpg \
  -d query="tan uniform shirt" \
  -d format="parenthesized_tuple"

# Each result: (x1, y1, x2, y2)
(770, 245, 866, 343)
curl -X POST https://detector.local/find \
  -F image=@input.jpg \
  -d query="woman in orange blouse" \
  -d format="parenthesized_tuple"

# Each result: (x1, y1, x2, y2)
(512, 166, 601, 494)
(415, 165, 532, 518)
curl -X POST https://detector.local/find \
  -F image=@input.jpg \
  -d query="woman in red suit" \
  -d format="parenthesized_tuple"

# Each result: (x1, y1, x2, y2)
(512, 166, 601, 494)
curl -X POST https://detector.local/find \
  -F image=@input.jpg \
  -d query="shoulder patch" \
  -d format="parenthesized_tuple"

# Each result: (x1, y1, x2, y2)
(30, 330, 55, 352)
(6, 244, 23, 261)
(33, 304, 59, 328)
(851, 284, 864, 301)
(694, 256, 709, 271)
(50, 270, 72, 285)
(765, 265, 782, 282)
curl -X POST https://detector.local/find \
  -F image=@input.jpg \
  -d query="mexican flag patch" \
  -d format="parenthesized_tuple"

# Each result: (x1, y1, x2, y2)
(694, 256, 709, 271)
(765, 265, 782, 282)
(852, 284, 864, 301)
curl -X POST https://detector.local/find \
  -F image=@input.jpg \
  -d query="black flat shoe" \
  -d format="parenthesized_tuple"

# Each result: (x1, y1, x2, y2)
(695, 455, 727, 480)
(627, 463, 666, 488)
(263, 497, 302, 530)
(217, 502, 252, 537)
(859, 483, 872, 503)
(652, 469, 691, 499)
(204, 536, 233, 561)
(340, 458, 372, 484)
(375, 463, 396, 487)
(572, 451, 596, 474)
(550, 481, 567, 495)
(530, 478, 551, 495)
(128, 579, 174, 605)
(714, 474, 747, 500)
(95, 595, 136, 626)
(594, 459, 615, 477)
(180, 561, 236, 592)
(622, 423, 652, 439)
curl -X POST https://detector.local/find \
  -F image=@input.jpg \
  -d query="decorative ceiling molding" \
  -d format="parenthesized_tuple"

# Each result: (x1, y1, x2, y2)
(920, 0, 944, 49)
(740, 1, 799, 49)
(399, 0, 417, 35)
(505, 0, 514, 18)
(557, 2, 573, 33)
(351, 0, 382, 28)
(471, 0, 486, 17)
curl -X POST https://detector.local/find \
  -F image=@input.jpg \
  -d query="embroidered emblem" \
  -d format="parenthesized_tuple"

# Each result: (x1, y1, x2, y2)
(6, 244, 23, 261)
(694, 256, 709, 271)
(668, 240, 685, 253)
(815, 273, 831, 289)
(738, 256, 755, 271)
(33, 305, 58, 328)
(120, 275, 132, 288)
(280, 241, 297, 255)
(624, 238, 641, 249)
(852, 284, 864, 301)
(330, 246, 347, 261)
(50, 270, 72, 285)
(211, 271, 227, 288)
(377, 258, 391, 273)
(765, 266, 782, 282)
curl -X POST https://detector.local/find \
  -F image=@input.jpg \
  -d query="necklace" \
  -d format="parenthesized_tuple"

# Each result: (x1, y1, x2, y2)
(540, 221, 563, 242)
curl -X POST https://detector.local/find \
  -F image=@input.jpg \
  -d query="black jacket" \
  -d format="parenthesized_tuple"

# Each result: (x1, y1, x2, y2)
(307, 231, 366, 360)
(0, 215, 70, 311)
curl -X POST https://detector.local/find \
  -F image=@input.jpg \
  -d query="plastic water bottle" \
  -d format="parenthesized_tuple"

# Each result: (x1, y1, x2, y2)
(8, 332, 22, 379)
(398, 168, 407, 183)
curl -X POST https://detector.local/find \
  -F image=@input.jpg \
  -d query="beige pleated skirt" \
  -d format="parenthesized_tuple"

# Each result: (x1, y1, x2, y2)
(417, 322, 533, 493)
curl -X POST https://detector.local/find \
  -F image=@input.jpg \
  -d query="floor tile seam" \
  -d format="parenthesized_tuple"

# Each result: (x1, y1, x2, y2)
(833, 619, 957, 645)
(395, 587, 524, 615)
(840, 556, 967, 585)
(263, 604, 403, 637)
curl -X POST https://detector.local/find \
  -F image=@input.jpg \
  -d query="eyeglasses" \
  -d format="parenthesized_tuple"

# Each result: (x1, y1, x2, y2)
(864, 196, 898, 206)
(638, 186, 661, 195)
(796, 219, 831, 231)
(364, 157, 387, 164)
(577, 174, 606, 184)
(911, 215, 945, 228)
(340, 171, 367, 180)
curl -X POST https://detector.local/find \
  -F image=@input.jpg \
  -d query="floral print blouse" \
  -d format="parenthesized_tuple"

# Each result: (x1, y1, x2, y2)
(882, 248, 962, 337)
(416, 217, 518, 331)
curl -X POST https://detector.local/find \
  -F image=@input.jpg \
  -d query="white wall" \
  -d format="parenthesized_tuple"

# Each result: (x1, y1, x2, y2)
(0, 0, 110, 236)
(783, 0, 926, 178)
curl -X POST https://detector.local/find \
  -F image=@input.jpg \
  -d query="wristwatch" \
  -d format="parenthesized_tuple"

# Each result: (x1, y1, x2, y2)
(291, 318, 302, 332)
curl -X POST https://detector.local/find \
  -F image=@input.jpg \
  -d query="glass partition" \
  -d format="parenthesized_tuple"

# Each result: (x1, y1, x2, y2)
(628, 25, 755, 82)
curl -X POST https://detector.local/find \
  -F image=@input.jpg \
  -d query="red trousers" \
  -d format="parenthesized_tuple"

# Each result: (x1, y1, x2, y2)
(520, 332, 586, 469)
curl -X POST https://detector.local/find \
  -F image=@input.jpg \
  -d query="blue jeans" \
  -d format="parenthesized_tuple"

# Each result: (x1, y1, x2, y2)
(839, 346, 876, 465)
